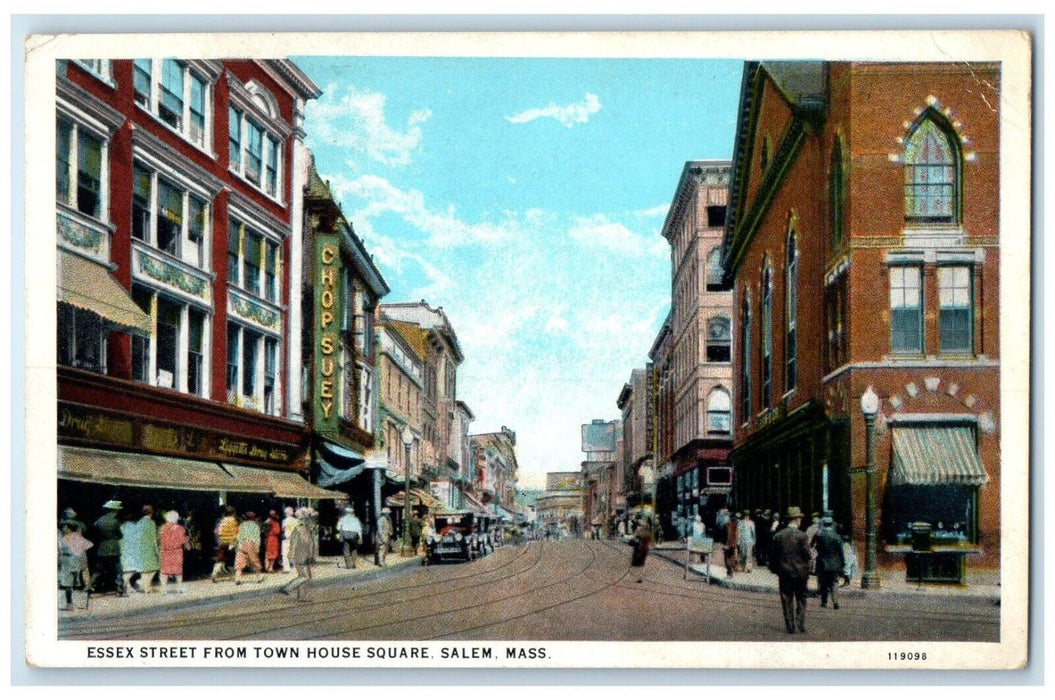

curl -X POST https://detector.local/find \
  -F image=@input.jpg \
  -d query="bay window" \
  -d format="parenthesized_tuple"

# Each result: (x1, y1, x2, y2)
(228, 216, 282, 301)
(228, 106, 283, 200)
(131, 162, 210, 267)
(56, 116, 105, 219)
(133, 58, 210, 148)
(226, 321, 281, 415)
(130, 284, 209, 397)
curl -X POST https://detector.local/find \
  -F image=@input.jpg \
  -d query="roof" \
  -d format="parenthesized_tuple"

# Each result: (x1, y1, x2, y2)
(385, 319, 431, 362)
(380, 302, 465, 363)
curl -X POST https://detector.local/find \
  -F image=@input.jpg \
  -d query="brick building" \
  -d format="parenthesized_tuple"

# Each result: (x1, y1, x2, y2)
(55, 58, 326, 578)
(722, 61, 1000, 569)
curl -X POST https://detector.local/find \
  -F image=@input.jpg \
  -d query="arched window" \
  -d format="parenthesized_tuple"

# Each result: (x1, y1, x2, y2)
(830, 137, 845, 246)
(739, 291, 752, 423)
(905, 112, 961, 224)
(761, 262, 773, 407)
(785, 230, 798, 392)
(707, 388, 732, 434)
(706, 315, 731, 363)
(706, 247, 724, 291)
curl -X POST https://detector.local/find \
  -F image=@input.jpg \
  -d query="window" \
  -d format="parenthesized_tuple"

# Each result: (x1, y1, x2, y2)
(890, 266, 923, 353)
(707, 388, 732, 434)
(762, 264, 773, 407)
(740, 292, 752, 423)
(130, 285, 209, 397)
(133, 59, 210, 148)
(56, 117, 104, 219)
(706, 205, 727, 228)
(706, 316, 731, 363)
(57, 304, 105, 373)
(76, 59, 111, 79)
(226, 322, 280, 414)
(706, 247, 724, 291)
(939, 266, 973, 353)
(831, 137, 846, 247)
(228, 107, 283, 199)
(905, 114, 959, 224)
(131, 163, 210, 267)
(785, 232, 798, 392)
(825, 274, 849, 372)
(228, 217, 281, 300)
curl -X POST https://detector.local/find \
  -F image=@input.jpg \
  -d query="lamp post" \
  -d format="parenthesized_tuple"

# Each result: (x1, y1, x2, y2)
(401, 426, 414, 557)
(860, 385, 881, 590)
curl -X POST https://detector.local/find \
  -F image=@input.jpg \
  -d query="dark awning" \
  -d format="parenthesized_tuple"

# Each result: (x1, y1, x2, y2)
(58, 250, 151, 334)
(59, 446, 233, 491)
(891, 426, 989, 487)
(316, 440, 367, 488)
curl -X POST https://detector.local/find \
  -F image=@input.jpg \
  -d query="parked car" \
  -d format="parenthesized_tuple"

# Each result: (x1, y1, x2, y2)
(428, 512, 476, 564)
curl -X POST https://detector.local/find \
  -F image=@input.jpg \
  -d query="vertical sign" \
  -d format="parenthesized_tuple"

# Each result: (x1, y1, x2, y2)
(315, 235, 342, 437)
(645, 362, 655, 455)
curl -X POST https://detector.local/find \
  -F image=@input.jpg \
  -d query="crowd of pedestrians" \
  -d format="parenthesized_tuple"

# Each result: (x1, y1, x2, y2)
(57, 500, 326, 608)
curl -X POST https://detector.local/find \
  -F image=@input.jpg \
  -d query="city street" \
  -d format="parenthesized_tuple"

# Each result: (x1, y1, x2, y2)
(59, 539, 999, 643)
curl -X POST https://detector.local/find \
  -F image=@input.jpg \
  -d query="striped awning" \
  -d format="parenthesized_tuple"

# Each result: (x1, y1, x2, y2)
(386, 488, 444, 509)
(59, 446, 234, 491)
(222, 464, 337, 499)
(891, 425, 989, 486)
(57, 250, 151, 334)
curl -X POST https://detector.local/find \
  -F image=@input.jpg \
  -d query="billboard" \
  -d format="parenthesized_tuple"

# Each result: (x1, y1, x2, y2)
(581, 419, 617, 453)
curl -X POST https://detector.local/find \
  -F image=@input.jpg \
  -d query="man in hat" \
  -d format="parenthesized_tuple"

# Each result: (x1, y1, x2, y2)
(281, 506, 297, 571)
(769, 506, 812, 634)
(92, 500, 124, 595)
(337, 506, 363, 569)
(234, 511, 265, 585)
(374, 508, 393, 567)
(811, 516, 846, 609)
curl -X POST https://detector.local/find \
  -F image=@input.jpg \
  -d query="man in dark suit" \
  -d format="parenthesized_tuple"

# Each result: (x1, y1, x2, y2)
(769, 506, 811, 634)
(811, 515, 846, 609)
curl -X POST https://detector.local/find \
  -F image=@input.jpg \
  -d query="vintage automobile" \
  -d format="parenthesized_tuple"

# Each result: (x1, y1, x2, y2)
(427, 511, 477, 564)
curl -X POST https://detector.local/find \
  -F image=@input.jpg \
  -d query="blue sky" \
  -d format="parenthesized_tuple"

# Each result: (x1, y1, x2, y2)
(295, 56, 742, 489)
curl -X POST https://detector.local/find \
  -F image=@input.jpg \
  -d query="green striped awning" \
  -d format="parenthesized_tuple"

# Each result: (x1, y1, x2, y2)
(891, 425, 989, 486)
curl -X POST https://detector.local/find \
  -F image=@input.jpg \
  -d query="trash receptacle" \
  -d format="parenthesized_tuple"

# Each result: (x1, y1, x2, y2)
(910, 522, 933, 551)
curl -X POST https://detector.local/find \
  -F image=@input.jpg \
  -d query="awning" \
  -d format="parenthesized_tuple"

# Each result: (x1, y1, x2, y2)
(316, 440, 367, 488)
(57, 250, 151, 334)
(386, 488, 444, 509)
(59, 446, 233, 491)
(222, 463, 337, 499)
(891, 425, 989, 487)
(461, 491, 492, 517)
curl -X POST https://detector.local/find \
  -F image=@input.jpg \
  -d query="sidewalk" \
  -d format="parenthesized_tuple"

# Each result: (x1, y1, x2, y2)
(647, 540, 1001, 602)
(59, 552, 424, 620)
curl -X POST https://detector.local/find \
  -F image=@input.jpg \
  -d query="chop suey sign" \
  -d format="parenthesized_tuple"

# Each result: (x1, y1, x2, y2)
(315, 237, 341, 432)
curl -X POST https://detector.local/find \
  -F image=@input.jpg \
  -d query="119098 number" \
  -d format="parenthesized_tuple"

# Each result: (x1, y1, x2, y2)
(888, 652, 927, 661)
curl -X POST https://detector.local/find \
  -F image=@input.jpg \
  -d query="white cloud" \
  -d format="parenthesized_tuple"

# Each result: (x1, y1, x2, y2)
(306, 84, 431, 167)
(567, 214, 667, 258)
(637, 203, 670, 218)
(506, 92, 602, 129)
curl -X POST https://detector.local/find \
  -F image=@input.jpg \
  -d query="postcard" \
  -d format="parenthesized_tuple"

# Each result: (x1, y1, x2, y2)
(23, 28, 1031, 671)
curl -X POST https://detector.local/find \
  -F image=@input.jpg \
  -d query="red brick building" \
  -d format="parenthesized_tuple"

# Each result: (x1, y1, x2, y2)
(722, 61, 1000, 571)
(56, 58, 325, 577)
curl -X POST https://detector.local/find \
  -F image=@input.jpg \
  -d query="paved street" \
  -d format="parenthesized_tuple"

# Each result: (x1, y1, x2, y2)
(59, 540, 999, 643)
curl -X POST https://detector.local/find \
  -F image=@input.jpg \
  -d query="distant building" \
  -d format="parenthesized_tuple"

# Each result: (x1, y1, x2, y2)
(723, 61, 1000, 567)
(536, 471, 584, 537)
(470, 426, 519, 516)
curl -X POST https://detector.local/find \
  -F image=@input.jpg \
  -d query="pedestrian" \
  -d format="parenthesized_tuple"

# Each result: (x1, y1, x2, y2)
(279, 507, 316, 601)
(723, 512, 740, 577)
(211, 506, 239, 582)
(409, 512, 423, 555)
(422, 519, 436, 565)
(374, 508, 393, 566)
(91, 500, 124, 595)
(264, 510, 283, 572)
(234, 512, 265, 584)
(688, 514, 707, 564)
(121, 505, 160, 594)
(617, 518, 626, 538)
(58, 521, 93, 610)
(59, 507, 87, 536)
(281, 506, 297, 571)
(805, 512, 822, 580)
(840, 527, 859, 587)
(755, 509, 771, 567)
(629, 515, 653, 582)
(769, 506, 812, 634)
(158, 510, 189, 594)
(715, 506, 731, 544)
(337, 506, 363, 569)
(811, 516, 845, 609)
(738, 510, 756, 572)
(58, 508, 91, 590)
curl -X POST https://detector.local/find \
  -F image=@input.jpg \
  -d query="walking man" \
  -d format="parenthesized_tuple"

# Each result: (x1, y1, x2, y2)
(769, 506, 811, 634)
(280, 508, 316, 601)
(812, 516, 846, 609)
(92, 500, 124, 595)
(337, 506, 363, 569)
(374, 508, 393, 567)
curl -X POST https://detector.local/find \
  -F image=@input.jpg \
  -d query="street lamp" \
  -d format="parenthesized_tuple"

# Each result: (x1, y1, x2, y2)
(860, 385, 881, 590)
(401, 425, 414, 557)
